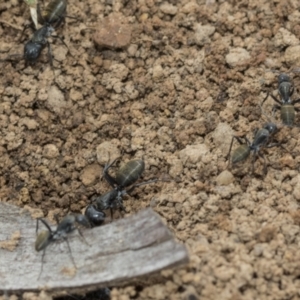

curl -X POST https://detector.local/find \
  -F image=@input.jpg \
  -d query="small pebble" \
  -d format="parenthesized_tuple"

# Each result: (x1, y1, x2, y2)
(216, 170, 234, 186)
(93, 13, 132, 49)
(225, 47, 251, 67)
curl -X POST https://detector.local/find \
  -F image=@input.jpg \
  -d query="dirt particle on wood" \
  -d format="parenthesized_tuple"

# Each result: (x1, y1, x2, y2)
(0, 231, 20, 251)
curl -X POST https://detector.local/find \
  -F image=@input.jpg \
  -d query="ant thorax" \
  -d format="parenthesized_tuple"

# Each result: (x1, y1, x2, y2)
(46, 25, 55, 38)
(53, 230, 68, 240)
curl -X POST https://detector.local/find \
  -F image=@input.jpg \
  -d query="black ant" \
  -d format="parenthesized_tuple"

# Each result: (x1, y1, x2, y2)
(24, 0, 68, 65)
(85, 158, 159, 226)
(0, 0, 68, 66)
(262, 73, 300, 126)
(227, 122, 283, 174)
(37, 0, 67, 28)
(35, 214, 90, 279)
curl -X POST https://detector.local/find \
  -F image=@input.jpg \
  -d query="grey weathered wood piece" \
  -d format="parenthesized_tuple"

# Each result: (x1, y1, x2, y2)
(0, 202, 189, 295)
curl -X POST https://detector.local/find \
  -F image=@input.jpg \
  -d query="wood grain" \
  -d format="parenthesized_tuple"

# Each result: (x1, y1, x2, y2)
(0, 202, 189, 296)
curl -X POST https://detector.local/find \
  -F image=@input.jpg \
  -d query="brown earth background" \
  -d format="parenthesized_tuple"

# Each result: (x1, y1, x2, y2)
(2, 0, 300, 299)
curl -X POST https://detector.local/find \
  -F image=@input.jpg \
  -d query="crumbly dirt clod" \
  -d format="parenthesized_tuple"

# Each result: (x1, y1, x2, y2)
(93, 13, 132, 49)
(2, 0, 300, 299)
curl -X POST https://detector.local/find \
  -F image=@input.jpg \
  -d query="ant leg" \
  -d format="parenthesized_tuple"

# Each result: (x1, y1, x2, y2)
(294, 106, 300, 112)
(126, 178, 160, 194)
(53, 19, 64, 29)
(54, 214, 61, 224)
(103, 171, 118, 187)
(51, 35, 69, 51)
(46, 41, 54, 67)
(271, 104, 281, 116)
(120, 204, 126, 213)
(61, 15, 80, 28)
(261, 92, 281, 119)
(65, 15, 79, 21)
(244, 137, 252, 145)
(292, 98, 300, 104)
(123, 178, 163, 195)
(113, 195, 127, 217)
(226, 136, 236, 162)
(76, 228, 89, 246)
(51, 34, 75, 61)
(262, 92, 282, 106)
(269, 94, 282, 106)
(265, 143, 281, 148)
(38, 249, 46, 280)
(273, 104, 281, 110)
(37, 218, 53, 233)
(110, 208, 114, 221)
(119, 204, 127, 217)
(117, 195, 127, 213)
(0, 54, 23, 64)
(36, 219, 40, 235)
(104, 156, 121, 170)
(226, 136, 246, 161)
(19, 23, 35, 42)
(258, 152, 267, 175)
(261, 92, 269, 106)
(251, 151, 258, 174)
(252, 128, 259, 139)
(46, 41, 58, 81)
(133, 178, 160, 187)
(103, 157, 121, 187)
(266, 142, 289, 154)
(64, 237, 77, 269)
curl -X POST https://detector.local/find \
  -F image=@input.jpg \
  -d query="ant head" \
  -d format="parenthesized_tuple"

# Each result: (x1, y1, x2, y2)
(24, 41, 43, 64)
(84, 205, 106, 227)
(278, 73, 291, 85)
(263, 122, 278, 135)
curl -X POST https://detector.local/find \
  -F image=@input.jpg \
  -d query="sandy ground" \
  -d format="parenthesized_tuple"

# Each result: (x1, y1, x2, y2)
(2, 0, 300, 299)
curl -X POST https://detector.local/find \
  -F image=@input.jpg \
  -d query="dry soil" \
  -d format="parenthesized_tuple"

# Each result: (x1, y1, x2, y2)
(2, 0, 300, 299)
